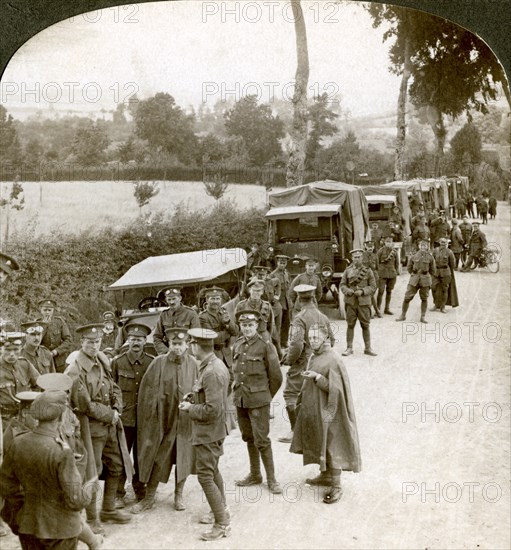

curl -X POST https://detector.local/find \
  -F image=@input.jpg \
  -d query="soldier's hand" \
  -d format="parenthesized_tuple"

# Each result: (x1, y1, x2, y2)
(346, 289, 355, 296)
(179, 401, 192, 412)
(354, 290, 363, 297)
(112, 410, 120, 425)
(51, 349, 58, 357)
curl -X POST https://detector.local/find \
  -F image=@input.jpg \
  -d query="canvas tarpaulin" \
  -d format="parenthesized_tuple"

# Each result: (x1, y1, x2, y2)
(361, 185, 412, 236)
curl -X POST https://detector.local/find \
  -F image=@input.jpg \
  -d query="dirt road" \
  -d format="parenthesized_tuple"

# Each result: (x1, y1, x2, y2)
(2, 205, 509, 550)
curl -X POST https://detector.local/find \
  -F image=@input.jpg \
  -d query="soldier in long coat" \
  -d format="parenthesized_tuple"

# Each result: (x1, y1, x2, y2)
(134, 328, 198, 513)
(432, 238, 459, 312)
(291, 323, 361, 504)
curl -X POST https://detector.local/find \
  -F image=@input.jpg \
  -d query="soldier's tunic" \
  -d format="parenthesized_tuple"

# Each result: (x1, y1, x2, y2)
(459, 220, 473, 263)
(403, 250, 436, 304)
(232, 334, 282, 452)
(283, 304, 332, 408)
(35, 315, 72, 373)
(199, 307, 237, 368)
(432, 247, 456, 309)
(137, 352, 198, 484)
(112, 350, 154, 494)
(288, 273, 322, 316)
(235, 298, 274, 343)
(153, 305, 200, 356)
(412, 224, 430, 248)
(376, 245, 399, 298)
(340, 264, 376, 329)
(463, 230, 488, 270)
(430, 218, 451, 247)
(0, 426, 90, 546)
(270, 267, 293, 346)
(20, 345, 55, 375)
(362, 251, 379, 285)
(0, 359, 39, 424)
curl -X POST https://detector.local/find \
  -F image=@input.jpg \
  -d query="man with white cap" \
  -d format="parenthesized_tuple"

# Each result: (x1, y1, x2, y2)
(20, 321, 55, 375)
(153, 288, 200, 356)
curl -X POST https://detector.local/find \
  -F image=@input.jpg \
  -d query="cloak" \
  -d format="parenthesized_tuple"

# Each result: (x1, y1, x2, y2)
(137, 352, 198, 484)
(446, 266, 459, 307)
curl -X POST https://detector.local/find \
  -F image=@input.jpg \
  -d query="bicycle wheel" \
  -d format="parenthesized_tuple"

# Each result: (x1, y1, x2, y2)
(486, 254, 500, 273)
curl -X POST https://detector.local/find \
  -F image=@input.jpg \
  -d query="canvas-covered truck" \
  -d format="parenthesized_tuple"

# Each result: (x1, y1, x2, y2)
(265, 180, 370, 318)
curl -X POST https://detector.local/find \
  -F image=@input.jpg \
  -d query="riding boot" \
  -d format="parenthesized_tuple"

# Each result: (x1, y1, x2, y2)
(260, 447, 282, 494)
(131, 470, 159, 514)
(372, 295, 382, 318)
(396, 300, 409, 321)
(236, 443, 263, 485)
(384, 293, 393, 315)
(362, 327, 377, 356)
(174, 479, 187, 511)
(342, 326, 354, 356)
(101, 476, 132, 523)
(278, 406, 296, 443)
(376, 291, 383, 313)
(86, 484, 105, 535)
(323, 470, 343, 504)
(79, 521, 103, 550)
(420, 300, 428, 323)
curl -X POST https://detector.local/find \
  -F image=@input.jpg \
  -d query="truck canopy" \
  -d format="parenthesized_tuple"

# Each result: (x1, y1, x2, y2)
(362, 185, 412, 236)
(267, 180, 369, 249)
(107, 248, 247, 291)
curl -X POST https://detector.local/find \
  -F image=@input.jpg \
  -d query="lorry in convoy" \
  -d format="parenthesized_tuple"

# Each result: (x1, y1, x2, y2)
(265, 180, 370, 318)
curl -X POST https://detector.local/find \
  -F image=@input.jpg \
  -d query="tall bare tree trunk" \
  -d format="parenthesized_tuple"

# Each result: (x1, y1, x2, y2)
(430, 109, 446, 177)
(286, 0, 310, 188)
(394, 33, 411, 180)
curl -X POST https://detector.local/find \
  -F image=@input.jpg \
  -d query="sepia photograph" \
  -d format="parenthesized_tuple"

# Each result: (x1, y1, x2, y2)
(0, 1, 510, 548)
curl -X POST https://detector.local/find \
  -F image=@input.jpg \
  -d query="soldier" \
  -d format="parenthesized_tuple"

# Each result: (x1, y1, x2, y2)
(412, 215, 430, 250)
(0, 253, 19, 286)
(461, 222, 488, 271)
(411, 204, 426, 232)
(135, 327, 198, 514)
(449, 220, 464, 270)
(235, 280, 275, 344)
(0, 391, 94, 550)
(370, 222, 383, 250)
(101, 311, 119, 360)
(479, 196, 488, 224)
(432, 238, 457, 313)
(459, 215, 473, 264)
(340, 249, 377, 357)
(362, 241, 381, 318)
(270, 255, 292, 347)
(35, 299, 72, 373)
(290, 323, 361, 503)
(389, 205, 404, 230)
(429, 210, 451, 248)
(20, 321, 55, 375)
(153, 288, 200, 356)
(111, 322, 154, 507)
(455, 196, 466, 218)
(179, 328, 231, 541)
(0, 337, 40, 427)
(488, 195, 497, 219)
(396, 239, 437, 323)
(409, 189, 422, 216)
(279, 285, 334, 444)
(376, 235, 399, 315)
(66, 324, 132, 533)
(288, 257, 322, 316)
(232, 310, 283, 494)
(199, 287, 237, 374)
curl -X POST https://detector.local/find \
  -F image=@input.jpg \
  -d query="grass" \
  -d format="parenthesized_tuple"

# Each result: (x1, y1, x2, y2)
(0, 180, 269, 236)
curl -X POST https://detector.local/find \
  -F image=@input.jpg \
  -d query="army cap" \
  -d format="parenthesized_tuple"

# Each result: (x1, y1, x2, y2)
(187, 328, 218, 343)
(203, 286, 225, 298)
(304, 257, 318, 265)
(294, 284, 316, 294)
(15, 391, 41, 404)
(439, 237, 449, 244)
(124, 322, 152, 338)
(0, 252, 19, 275)
(37, 372, 73, 392)
(76, 323, 104, 340)
(418, 239, 430, 245)
(236, 309, 261, 323)
(253, 265, 271, 272)
(166, 327, 189, 342)
(364, 240, 374, 245)
(274, 254, 290, 261)
(21, 321, 45, 334)
(451, 219, 459, 225)
(247, 279, 265, 290)
(38, 299, 57, 308)
(462, 214, 468, 219)
(30, 391, 67, 422)
(103, 311, 115, 321)
(472, 221, 480, 226)
(350, 248, 364, 255)
(3, 333, 24, 349)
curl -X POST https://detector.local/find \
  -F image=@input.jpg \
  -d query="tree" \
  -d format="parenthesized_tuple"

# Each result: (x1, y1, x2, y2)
(305, 93, 338, 169)
(286, 0, 310, 187)
(72, 120, 110, 165)
(116, 136, 149, 164)
(134, 92, 197, 162)
(224, 95, 284, 166)
(319, 131, 361, 181)
(203, 174, 229, 201)
(133, 181, 159, 214)
(450, 122, 482, 170)
(0, 105, 23, 168)
(0, 178, 25, 241)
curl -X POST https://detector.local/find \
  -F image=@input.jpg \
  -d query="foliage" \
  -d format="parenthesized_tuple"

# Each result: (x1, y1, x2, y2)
(450, 122, 483, 168)
(0, 105, 23, 167)
(203, 173, 229, 201)
(72, 120, 111, 165)
(224, 95, 285, 166)
(305, 93, 338, 168)
(132, 180, 160, 210)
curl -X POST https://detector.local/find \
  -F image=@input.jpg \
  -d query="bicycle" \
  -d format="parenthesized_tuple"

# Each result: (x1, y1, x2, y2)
(469, 245, 500, 273)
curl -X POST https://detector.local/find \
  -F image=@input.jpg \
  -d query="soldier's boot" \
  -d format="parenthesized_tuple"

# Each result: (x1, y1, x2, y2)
(173, 479, 187, 511)
(131, 477, 158, 514)
(323, 470, 343, 504)
(305, 471, 332, 486)
(396, 301, 409, 322)
(79, 521, 103, 550)
(86, 489, 105, 535)
(376, 291, 383, 314)
(362, 328, 377, 356)
(342, 327, 354, 356)
(260, 447, 282, 494)
(278, 407, 296, 443)
(420, 301, 428, 324)
(236, 443, 263, 485)
(384, 293, 393, 315)
(100, 476, 132, 523)
(372, 296, 382, 318)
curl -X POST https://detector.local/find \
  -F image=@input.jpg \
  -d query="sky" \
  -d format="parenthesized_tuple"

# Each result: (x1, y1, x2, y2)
(1, 0, 403, 118)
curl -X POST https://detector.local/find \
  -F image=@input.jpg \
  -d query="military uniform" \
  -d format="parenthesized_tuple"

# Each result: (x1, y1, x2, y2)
(199, 307, 237, 368)
(430, 217, 451, 247)
(363, 248, 380, 316)
(235, 298, 274, 342)
(459, 219, 473, 263)
(462, 228, 488, 270)
(412, 224, 430, 249)
(288, 273, 322, 315)
(153, 305, 200, 355)
(376, 244, 399, 314)
(270, 265, 293, 346)
(35, 315, 72, 373)
(20, 345, 55, 375)
(0, 358, 39, 423)
(340, 260, 377, 355)
(432, 246, 456, 310)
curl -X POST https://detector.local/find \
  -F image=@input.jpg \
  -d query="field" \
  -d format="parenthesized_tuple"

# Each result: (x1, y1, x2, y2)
(0, 180, 269, 236)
